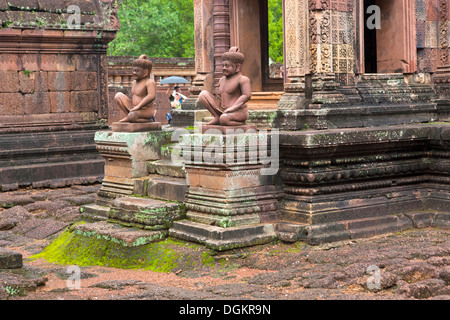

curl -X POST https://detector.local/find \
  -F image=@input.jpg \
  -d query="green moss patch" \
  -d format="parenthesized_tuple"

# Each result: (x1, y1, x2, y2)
(30, 225, 216, 273)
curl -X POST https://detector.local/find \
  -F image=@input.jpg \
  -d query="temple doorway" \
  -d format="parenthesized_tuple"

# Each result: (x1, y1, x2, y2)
(361, 0, 416, 74)
(229, 0, 284, 93)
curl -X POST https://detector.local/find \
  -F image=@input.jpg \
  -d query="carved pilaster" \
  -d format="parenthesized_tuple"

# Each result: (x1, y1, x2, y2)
(213, 0, 231, 89)
(278, 0, 310, 111)
(438, 0, 449, 66)
(173, 0, 215, 125)
(308, 2, 348, 107)
(190, 0, 215, 97)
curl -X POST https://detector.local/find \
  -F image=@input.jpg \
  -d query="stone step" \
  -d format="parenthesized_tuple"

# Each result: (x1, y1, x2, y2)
(347, 223, 401, 240)
(275, 222, 308, 243)
(81, 204, 110, 220)
(169, 220, 277, 251)
(276, 214, 416, 245)
(283, 221, 352, 245)
(343, 215, 400, 230)
(147, 176, 188, 203)
(73, 221, 168, 247)
(108, 196, 186, 231)
(147, 160, 186, 178)
(432, 212, 450, 230)
(404, 211, 437, 229)
(186, 211, 261, 228)
(344, 215, 414, 240)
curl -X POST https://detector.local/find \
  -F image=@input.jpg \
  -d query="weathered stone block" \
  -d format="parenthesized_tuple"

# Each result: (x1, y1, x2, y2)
(170, 220, 277, 251)
(41, 54, 76, 72)
(71, 91, 98, 112)
(147, 176, 188, 202)
(0, 92, 25, 115)
(0, 206, 32, 231)
(24, 92, 51, 114)
(405, 212, 434, 228)
(0, 54, 17, 71)
(19, 71, 35, 94)
(18, 53, 40, 71)
(71, 71, 98, 91)
(47, 71, 72, 91)
(426, 0, 439, 21)
(0, 248, 23, 269)
(35, 71, 49, 92)
(0, 71, 19, 93)
(49, 91, 72, 113)
(8, 0, 39, 10)
(73, 221, 168, 247)
(76, 54, 98, 71)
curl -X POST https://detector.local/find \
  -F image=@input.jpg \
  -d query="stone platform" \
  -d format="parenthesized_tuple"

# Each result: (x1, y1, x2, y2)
(169, 220, 277, 251)
(92, 130, 172, 207)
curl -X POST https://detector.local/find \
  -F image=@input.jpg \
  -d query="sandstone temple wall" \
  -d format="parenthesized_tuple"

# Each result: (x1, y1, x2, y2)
(0, 0, 119, 191)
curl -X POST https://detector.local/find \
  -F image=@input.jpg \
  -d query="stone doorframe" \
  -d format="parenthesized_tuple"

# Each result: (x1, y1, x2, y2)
(356, 0, 417, 74)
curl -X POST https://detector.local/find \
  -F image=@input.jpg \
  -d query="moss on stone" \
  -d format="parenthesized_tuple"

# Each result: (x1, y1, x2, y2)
(30, 225, 217, 273)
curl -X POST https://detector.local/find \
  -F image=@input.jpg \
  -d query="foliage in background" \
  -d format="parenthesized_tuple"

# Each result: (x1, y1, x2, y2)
(268, 0, 284, 64)
(108, 0, 195, 58)
(108, 0, 284, 62)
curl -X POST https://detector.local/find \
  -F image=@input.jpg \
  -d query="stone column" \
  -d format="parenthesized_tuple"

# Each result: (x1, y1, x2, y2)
(276, 0, 352, 130)
(277, 0, 311, 111)
(307, 0, 349, 106)
(172, 0, 216, 127)
(438, 0, 449, 67)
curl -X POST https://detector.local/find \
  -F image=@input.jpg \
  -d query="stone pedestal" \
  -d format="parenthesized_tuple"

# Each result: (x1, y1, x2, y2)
(111, 122, 162, 133)
(169, 126, 280, 251)
(87, 130, 172, 214)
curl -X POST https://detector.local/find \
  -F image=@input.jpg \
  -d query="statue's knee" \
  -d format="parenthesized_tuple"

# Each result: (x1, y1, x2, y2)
(198, 90, 208, 102)
(220, 114, 230, 125)
(115, 92, 124, 101)
(127, 112, 138, 122)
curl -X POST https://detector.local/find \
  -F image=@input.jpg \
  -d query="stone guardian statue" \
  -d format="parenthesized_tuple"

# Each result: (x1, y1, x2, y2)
(198, 47, 251, 126)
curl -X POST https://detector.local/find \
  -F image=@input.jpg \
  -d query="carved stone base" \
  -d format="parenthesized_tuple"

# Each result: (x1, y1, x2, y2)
(0, 129, 104, 191)
(169, 127, 280, 250)
(86, 130, 172, 210)
(200, 124, 257, 134)
(277, 124, 450, 240)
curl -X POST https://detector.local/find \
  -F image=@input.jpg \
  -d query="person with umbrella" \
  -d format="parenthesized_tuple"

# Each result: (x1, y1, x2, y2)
(164, 79, 188, 125)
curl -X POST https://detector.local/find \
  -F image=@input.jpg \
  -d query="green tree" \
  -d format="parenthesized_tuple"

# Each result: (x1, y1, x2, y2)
(108, 0, 195, 58)
(268, 0, 283, 64)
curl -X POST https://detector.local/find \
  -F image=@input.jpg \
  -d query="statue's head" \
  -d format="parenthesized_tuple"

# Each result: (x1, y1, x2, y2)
(222, 47, 245, 76)
(133, 54, 153, 78)
(222, 47, 245, 67)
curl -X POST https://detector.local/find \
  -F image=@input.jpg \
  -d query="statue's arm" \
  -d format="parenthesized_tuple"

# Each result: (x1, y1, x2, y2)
(223, 76, 251, 114)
